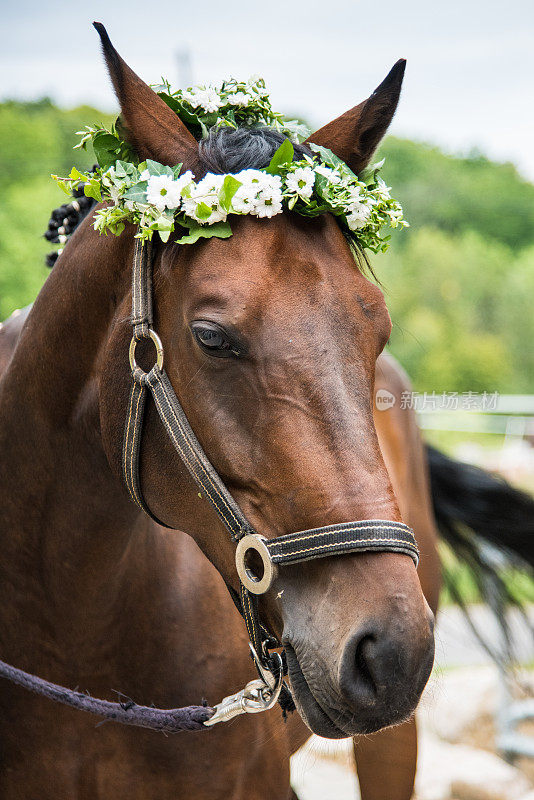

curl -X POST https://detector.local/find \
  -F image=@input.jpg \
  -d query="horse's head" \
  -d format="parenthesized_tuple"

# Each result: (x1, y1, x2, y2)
(96, 26, 434, 738)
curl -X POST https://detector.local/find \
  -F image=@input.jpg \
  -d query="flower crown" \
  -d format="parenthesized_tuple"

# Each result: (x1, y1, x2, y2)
(53, 76, 407, 253)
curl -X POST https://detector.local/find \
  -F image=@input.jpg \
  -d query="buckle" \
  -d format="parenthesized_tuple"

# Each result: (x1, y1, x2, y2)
(129, 328, 164, 373)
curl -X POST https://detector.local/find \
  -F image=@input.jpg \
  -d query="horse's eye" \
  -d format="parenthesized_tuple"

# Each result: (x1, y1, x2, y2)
(191, 322, 241, 358)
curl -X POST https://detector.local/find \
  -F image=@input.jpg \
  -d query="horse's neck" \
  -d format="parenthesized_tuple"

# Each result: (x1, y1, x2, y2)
(0, 219, 146, 659)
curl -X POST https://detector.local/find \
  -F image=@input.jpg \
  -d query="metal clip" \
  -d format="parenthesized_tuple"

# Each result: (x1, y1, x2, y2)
(204, 657, 283, 727)
(249, 643, 282, 690)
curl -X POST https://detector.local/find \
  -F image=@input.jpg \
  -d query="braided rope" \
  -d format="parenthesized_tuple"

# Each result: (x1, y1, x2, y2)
(0, 659, 214, 732)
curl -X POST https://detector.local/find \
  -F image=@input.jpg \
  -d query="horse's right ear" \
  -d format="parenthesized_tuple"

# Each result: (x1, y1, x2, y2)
(93, 23, 200, 172)
(307, 60, 406, 176)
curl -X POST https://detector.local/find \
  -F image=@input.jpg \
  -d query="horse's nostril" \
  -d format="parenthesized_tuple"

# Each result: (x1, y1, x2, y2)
(339, 622, 434, 718)
(338, 629, 380, 708)
(354, 633, 378, 700)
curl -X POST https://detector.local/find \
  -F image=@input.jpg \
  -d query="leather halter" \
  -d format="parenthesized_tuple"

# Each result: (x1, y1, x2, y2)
(122, 238, 419, 696)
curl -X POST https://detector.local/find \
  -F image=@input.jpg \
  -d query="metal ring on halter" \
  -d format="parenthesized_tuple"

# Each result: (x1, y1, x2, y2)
(129, 329, 164, 373)
(235, 534, 278, 595)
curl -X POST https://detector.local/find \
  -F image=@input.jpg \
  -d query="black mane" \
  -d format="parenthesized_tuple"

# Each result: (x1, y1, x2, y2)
(198, 126, 310, 174)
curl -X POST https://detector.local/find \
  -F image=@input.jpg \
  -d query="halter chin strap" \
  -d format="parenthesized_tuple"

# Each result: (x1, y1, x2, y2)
(122, 238, 419, 706)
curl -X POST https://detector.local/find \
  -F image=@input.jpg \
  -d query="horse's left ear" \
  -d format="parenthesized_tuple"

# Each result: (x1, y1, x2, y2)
(307, 60, 406, 176)
(93, 22, 200, 172)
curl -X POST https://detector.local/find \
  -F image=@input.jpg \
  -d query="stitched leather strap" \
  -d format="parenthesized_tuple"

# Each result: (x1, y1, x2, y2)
(138, 364, 253, 541)
(131, 238, 153, 338)
(267, 520, 418, 567)
(122, 378, 150, 513)
(123, 241, 252, 540)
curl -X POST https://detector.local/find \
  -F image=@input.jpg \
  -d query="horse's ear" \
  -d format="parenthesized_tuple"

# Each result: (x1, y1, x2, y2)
(307, 60, 406, 176)
(93, 22, 200, 172)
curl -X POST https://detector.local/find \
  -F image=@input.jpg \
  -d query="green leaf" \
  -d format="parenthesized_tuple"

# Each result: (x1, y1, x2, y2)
(313, 173, 329, 198)
(123, 185, 148, 203)
(218, 175, 242, 211)
(223, 108, 237, 127)
(195, 202, 213, 221)
(265, 139, 294, 174)
(51, 175, 72, 195)
(114, 160, 137, 178)
(157, 93, 202, 127)
(73, 125, 100, 152)
(360, 159, 385, 186)
(68, 166, 87, 182)
(309, 143, 357, 178)
(145, 159, 174, 177)
(84, 178, 102, 203)
(92, 131, 123, 170)
(176, 220, 233, 245)
(146, 213, 175, 243)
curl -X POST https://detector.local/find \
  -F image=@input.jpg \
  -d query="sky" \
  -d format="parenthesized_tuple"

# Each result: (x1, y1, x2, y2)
(1, 0, 533, 179)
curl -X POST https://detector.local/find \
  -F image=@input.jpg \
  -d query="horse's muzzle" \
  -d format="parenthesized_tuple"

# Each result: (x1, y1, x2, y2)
(284, 607, 435, 738)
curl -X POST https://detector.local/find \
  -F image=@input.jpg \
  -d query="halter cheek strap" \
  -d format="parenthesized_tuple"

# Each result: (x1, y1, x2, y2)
(122, 239, 419, 709)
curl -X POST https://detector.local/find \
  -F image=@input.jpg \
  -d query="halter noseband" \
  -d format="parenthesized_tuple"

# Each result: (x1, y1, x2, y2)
(122, 238, 419, 719)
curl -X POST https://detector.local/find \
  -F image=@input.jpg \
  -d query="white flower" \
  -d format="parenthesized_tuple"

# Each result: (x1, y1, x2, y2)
(385, 203, 403, 224)
(231, 170, 283, 218)
(139, 169, 150, 181)
(231, 184, 255, 214)
(314, 164, 341, 185)
(173, 170, 195, 193)
(226, 91, 250, 107)
(183, 87, 222, 113)
(376, 178, 391, 200)
(255, 174, 283, 218)
(254, 194, 283, 218)
(284, 166, 315, 199)
(346, 187, 365, 210)
(234, 168, 267, 185)
(346, 203, 371, 231)
(182, 173, 227, 224)
(108, 183, 123, 205)
(146, 175, 184, 211)
(182, 90, 196, 105)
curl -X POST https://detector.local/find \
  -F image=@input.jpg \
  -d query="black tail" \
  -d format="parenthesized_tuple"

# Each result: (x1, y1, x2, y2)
(426, 445, 534, 662)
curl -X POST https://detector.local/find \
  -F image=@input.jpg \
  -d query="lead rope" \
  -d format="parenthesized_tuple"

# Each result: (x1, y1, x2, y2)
(0, 658, 213, 731)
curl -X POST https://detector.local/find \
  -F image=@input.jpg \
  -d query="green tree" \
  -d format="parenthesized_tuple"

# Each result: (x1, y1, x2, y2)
(0, 100, 533, 395)
(378, 137, 534, 252)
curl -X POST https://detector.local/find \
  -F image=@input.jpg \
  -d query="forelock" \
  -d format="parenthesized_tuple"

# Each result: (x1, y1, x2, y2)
(198, 126, 311, 174)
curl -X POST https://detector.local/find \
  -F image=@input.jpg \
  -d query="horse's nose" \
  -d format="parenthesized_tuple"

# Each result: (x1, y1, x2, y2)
(338, 612, 435, 724)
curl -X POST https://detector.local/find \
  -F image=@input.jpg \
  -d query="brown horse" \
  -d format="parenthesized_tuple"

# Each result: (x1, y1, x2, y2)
(0, 26, 442, 799)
